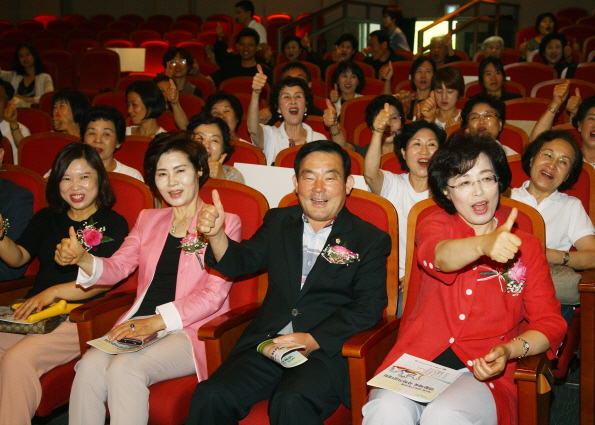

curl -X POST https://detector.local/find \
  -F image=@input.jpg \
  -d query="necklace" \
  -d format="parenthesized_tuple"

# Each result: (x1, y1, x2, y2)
(170, 216, 192, 235)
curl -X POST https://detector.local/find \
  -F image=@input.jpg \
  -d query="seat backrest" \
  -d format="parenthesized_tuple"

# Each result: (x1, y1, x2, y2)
(275, 144, 364, 175)
(473, 48, 520, 66)
(199, 179, 270, 307)
(113, 135, 151, 178)
(339, 95, 376, 140)
(19, 132, 81, 176)
(504, 97, 561, 122)
(163, 30, 193, 46)
(106, 171, 153, 231)
(140, 40, 169, 75)
(138, 20, 168, 35)
(104, 39, 135, 48)
(78, 49, 121, 91)
(310, 78, 327, 98)
(170, 21, 199, 39)
(92, 91, 128, 118)
(176, 15, 203, 29)
(552, 122, 582, 147)
(353, 122, 372, 147)
(448, 61, 480, 77)
(15, 108, 53, 134)
(119, 14, 145, 27)
(572, 63, 595, 85)
(115, 75, 154, 92)
(220, 77, 270, 101)
(178, 92, 205, 118)
(0, 164, 47, 212)
(130, 29, 161, 46)
(185, 75, 216, 99)
(361, 78, 384, 96)
(515, 26, 539, 50)
(380, 152, 406, 174)
(107, 20, 136, 36)
(227, 140, 266, 166)
(1, 136, 14, 165)
(177, 41, 206, 62)
(40, 49, 76, 89)
(195, 60, 219, 77)
(278, 187, 399, 316)
(504, 63, 557, 97)
(559, 25, 595, 48)
(531, 78, 595, 100)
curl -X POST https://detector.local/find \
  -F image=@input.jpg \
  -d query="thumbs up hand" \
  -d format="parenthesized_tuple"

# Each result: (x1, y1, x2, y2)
(567, 87, 582, 117)
(54, 226, 86, 266)
(372, 102, 391, 134)
(479, 208, 522, 263)
(197, 190, 226, 238)
(252, 64, 268, 95)
(330, 84, 340, 104)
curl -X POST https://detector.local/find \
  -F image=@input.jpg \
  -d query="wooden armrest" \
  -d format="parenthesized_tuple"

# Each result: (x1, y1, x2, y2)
(0, 276, 34, 306)
(342, 315, 400, 359)
(579, 270, 595, 425)
(580, 268, 595, 291)
(197, 302, 261, 375)
(69, 291, 136, 355)
(515, 353, 553, 425)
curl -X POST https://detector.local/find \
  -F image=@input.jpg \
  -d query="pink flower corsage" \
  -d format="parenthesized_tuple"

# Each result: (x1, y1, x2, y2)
(321, 243, 359, 265)
(479, 258, 527, 296)
(179, 228, 209, 270)
(76, 218, 114, 252)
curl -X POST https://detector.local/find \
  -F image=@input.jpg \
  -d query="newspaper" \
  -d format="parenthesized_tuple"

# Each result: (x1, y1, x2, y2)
(257, 339, 308, 368)
(367, 353, 464, 403)
(87, 331, 171, 354)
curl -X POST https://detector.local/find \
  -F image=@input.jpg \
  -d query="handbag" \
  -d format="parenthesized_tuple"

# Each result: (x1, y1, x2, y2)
(0, 304, 67, 335)
(549, 264, 581, 305)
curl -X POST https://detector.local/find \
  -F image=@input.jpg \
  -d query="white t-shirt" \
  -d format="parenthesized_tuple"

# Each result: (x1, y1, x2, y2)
(334, 93, 363, 116)
(0, 120, 30, 164)
(379, 171, 430, 278)
(495, 139, 517, 156)
(511, 180, 595, 251)
(125, 126, 167, 136)
(248, 19, 267, 45)
(259, 122, 326, 166)
(114, 159, 144, 182)
(434, 111, 461, 130)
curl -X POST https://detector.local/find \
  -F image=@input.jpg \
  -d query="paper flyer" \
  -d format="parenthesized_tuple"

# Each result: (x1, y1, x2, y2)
(87, 331, 171, 354)
(257, 339, 308, 368)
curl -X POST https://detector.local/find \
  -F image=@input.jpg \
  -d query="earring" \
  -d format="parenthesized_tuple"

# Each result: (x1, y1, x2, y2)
(304, 111, 308, 117)
(279, 113, 283, 119)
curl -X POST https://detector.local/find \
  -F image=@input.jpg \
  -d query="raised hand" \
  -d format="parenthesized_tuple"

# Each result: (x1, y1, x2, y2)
(301, 32, 312, 52)
(4, 99, 18, 124)
(252, 64, 268, 95)
(54, 226, 86, 266)
(196, 189, 226, 238)
(329, 84, 340, 104)
(418, 91, 437, 121)
(208, 154, 227, 180)
(323, 98, 338, 128)
(379, 61, 393, 81)
(551, 80, 570, 109)
(216, 23, 225, 41)
(567, 88, 582, 116)
(372, 103, 391, 133)
(164, 79, 179, 104)
(479, 208, 522, 263)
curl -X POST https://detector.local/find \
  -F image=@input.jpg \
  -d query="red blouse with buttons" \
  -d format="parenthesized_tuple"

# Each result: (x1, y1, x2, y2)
(377, 206, 567, 425)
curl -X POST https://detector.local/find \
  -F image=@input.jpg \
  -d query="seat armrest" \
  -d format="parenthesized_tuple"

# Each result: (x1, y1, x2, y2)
(0, 276, 34, 306)
(515, 352, 552, 425)
(579, 269, 595, 425)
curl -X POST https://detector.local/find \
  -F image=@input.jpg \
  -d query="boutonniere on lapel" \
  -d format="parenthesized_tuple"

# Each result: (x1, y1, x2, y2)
(479, 258, 527, 296)
(76, 218, 114, 252)
(321, 239, 360, 265)
(179, 228, 209, 270)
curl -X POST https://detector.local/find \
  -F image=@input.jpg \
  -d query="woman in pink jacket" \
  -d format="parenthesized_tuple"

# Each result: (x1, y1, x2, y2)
(56, 132, 242, 425)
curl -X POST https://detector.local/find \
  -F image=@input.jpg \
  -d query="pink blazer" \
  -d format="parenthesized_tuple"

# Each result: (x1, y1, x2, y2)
(90, 206, 242, 380)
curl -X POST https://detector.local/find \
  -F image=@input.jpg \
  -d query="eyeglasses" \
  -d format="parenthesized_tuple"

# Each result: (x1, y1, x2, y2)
(467, 111, 498, 122)
(168, 59, 187, 66)
(447, 175, 499, 193)
(537, 150, 571, 169)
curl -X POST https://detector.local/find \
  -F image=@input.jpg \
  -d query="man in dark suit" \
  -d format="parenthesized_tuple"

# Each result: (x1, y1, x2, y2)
(188, 140, 391, 425)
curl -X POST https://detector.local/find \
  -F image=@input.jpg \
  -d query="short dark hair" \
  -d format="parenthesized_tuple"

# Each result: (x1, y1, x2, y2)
(535, 12, 558, 33)
(335, 33, 358, 52)
(396, 121, 446, 171)
(47, 143, 115, 212)
(432, 66, 465, 96)
(235, 27, 259, 45)
(429, 133, 511, 215)
(572, 96, 595, 129)
(13, 43, 46, 76)
(293, 140, 351, 181)
(369, 30, 390, 47)
(126, 81, 166, 120)
(203, 91, 244, 130)
(51, 89, 91, 125)
(162, 47, 194, 69)
(539, 33, 567, 63)
(281, 35, 303, 53)
(478, 56, 508, 93)
(280, 61, 311, 82)
(144, 131, 210, 198)
(0, 80, 14, 101)
(331, 61, 366, 94)
(365, 95, 404, 130)
(152, 74, 170, 85)
(187, 113, 234, 163)
(269, 77, 313, 119)
(382, 5, 403, 24)
(460, 94, 506, 128)
(80, 105, 126, 144)
(410, 56, 436, 91)
(522, 130, 582, 192)
(235, 0, 254, 17)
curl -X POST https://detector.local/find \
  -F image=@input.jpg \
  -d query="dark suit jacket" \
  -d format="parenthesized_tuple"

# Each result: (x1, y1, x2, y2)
(205, 204, 391, 406)
(0, 178, 33, 281)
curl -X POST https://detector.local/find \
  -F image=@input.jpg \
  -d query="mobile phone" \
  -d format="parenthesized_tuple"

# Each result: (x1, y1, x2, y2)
(118, 333, 158, 346)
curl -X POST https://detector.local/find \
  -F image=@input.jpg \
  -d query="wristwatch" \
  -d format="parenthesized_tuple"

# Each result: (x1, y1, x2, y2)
(512, 337, 530, 358)
(562, 251, 570, 266)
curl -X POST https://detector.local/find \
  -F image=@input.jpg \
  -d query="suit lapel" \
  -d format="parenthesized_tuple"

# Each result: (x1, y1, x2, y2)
(283, 209, 305, 302)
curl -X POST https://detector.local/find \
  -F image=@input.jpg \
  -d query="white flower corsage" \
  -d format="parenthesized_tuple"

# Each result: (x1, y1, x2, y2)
(321, 243, 359, 265)
(76, 217, 114, 252)
(179, 228, 209, 270)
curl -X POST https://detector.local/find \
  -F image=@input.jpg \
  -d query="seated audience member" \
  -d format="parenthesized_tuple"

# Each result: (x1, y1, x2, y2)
(248, 67, 325, 165)
(519, 12, 557, 61)
(0, 43, 54, 108)
(480, 36, 505, 60)
(471, 57, 522, 102)
(261, 61, 324, 126)
(511, 130, 595, 322)
(280, 35, 304, 63)
(428, 34, 461, 68)
(60, 132, 242, 425)
(573, 96, 595, 167)
(418, 66, 464, 129)
(461, 94, 517, 155)
(329, 60, 365, 116)
(0, 143, 127, 424)
(81, 105, 144, 181)
(382, 5, 410, 51)
(126, 81, 167, 138)
(539, 33, 577, 78)
(363, 133, 566, 425)
(0, 145, 33, 281)
(162, 47, 203, 97)
(204, 91, 248, 143)
(153, 74, 189, 130)
(209, 27, 272, 88)
(186, 140, 391, 425)
(364, 116, 445, 279)
(0, 80, 30, 163)
(188, 113, 245, 184)
(364, 30, 408, 78)
(234, 0, 267, 49)
(390, 56, 435, 121)
(52, 89, 91, 137)
(302, 32, 360, 76)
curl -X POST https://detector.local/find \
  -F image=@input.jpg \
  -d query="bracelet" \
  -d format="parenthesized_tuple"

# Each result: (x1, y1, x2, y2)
(512, 337, 530, 358)
(372, 127, 384, 134)
(10, 127, 19, 132)
(329, 125, 341, 137)
(562, 251, 570, 266)
(547, 105, 559, 114)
